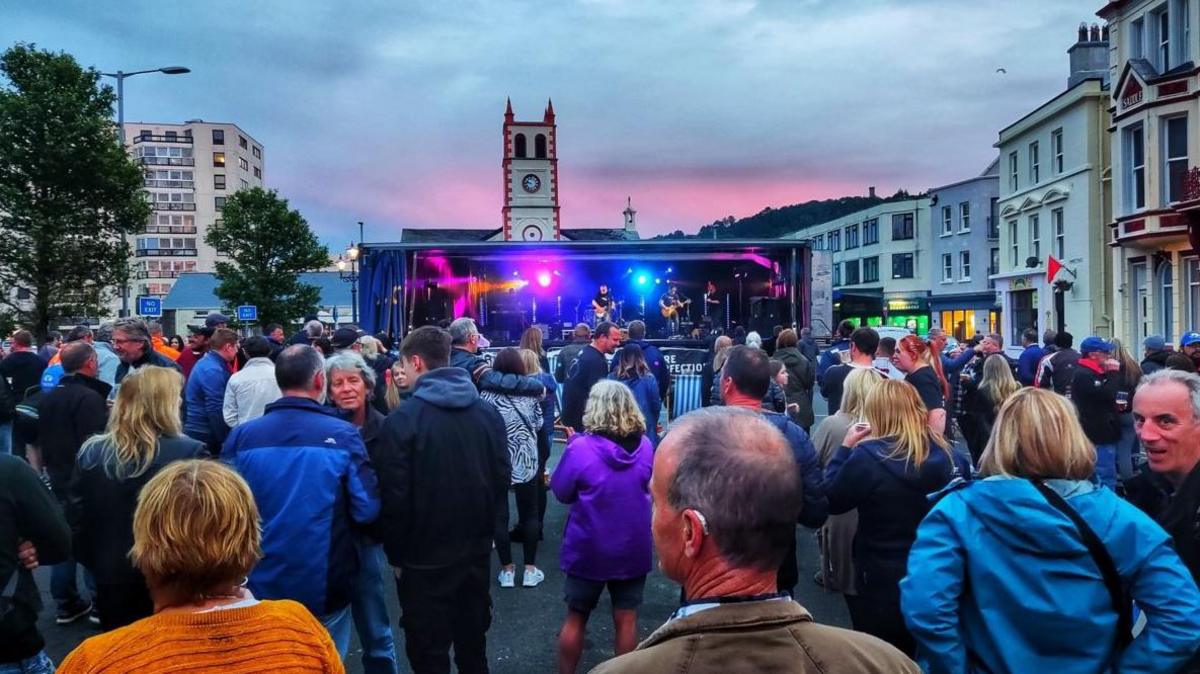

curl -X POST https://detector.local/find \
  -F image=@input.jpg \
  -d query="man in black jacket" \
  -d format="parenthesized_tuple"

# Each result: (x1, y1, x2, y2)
(1071, 336, 1121, 490)
(376, 326, 509, 674)
(111, 318, 181, 385)
(554, 323, 592, 383)
(448, 317, 544, 398)
(0, 454, 71, 671)
(36, 341, 109, 624)
(561, 321, 621, 432)
(1, 330, 47, 460)
(1037, 330, 1080, 394)
(1127, 369, 1200, 585)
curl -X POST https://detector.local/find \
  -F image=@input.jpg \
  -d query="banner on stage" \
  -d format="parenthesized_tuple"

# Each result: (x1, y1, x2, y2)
(660, 348, 707, 377)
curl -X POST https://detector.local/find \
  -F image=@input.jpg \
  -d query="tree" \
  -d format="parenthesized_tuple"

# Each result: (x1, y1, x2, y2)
(0, 44, 150, 339)
(206, 187, 329, 329)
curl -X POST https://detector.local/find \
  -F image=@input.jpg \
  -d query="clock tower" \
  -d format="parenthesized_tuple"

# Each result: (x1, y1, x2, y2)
(502, 98, 560, 241)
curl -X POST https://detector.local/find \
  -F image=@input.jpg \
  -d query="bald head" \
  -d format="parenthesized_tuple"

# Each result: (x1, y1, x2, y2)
(656, 408, 801, 572)
(60, 341, 97, 377)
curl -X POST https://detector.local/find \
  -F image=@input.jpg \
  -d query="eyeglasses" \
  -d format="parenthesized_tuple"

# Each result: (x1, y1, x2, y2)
(112, 338, 141, 345)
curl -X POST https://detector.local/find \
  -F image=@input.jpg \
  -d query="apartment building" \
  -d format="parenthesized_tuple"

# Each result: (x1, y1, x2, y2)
(788, 197, 933, 333)
(121, 120, 264, 304)
(928, 160, 1001, 340)
(1100, 0, 1200, 345)
(992, 25, 1113, 340)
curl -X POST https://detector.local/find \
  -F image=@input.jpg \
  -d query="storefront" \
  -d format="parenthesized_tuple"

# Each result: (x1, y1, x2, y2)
(931, 292, 1000, 341)
(832, 290, 931, 333)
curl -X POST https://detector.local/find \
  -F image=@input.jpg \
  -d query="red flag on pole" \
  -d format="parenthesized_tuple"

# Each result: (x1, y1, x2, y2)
(1047, 256, 1063, 283)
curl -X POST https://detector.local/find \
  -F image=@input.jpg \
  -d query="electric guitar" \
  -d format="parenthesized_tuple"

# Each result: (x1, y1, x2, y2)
(593, 299, 620, 320)
(660, 298, 691, 319)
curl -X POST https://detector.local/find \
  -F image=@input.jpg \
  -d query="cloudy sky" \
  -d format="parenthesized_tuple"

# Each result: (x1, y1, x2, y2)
(6, 0, 1104, 244)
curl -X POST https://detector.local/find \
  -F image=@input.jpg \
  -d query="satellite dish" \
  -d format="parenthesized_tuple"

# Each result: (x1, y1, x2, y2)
(1025, 256, 1040, 268)
(996, 68, 1008, 74)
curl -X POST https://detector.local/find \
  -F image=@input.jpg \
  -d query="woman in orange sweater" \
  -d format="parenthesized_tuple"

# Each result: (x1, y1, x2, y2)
(58, 460, 343, 673)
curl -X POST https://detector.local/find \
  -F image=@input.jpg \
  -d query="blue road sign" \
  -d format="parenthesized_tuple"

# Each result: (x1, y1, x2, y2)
(236, 305, 258, 322)
(137, 297, 162, 317)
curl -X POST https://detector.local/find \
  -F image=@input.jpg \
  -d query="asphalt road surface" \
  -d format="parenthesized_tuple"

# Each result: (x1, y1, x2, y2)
(38, 399, 848, 673)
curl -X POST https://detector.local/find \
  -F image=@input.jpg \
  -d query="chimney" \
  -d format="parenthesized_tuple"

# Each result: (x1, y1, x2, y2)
(1068, 22, 1109, 88)
(868, 186, 876, 198)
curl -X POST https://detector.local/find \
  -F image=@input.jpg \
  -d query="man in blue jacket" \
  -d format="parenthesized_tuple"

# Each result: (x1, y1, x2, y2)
(718, 345, 827, 596)
(448, 317, 544, 398)
(1015, 327, 1044, 386)
(816, 319, 856, 386)
(609, 320, 671, 400)
(222, 344, 380, 659)
(183, 327, 237, 455)
(562, 321, 622, 432)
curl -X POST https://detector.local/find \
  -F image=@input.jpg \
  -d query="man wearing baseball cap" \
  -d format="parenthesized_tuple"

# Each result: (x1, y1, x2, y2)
(1071, 336, 1121, 490)
(205, 312, 230, 329)
(1141, 335, 1170, 376)
(1180, 331, 1200, 372)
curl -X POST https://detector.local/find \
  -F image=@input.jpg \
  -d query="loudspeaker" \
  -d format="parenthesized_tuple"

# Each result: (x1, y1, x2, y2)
(749, 297, 783, 335)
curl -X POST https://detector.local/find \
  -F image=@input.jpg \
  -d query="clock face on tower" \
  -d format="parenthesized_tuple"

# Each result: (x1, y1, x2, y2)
(521, 174, 541, 193)
(522, 225, 544, 241)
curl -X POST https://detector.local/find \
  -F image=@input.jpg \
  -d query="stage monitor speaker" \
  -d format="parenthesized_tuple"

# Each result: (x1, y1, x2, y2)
(749, 297, 783, 335)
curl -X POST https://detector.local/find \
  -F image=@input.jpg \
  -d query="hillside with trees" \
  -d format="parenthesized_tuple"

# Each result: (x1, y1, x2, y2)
(656, 189, 917, 240)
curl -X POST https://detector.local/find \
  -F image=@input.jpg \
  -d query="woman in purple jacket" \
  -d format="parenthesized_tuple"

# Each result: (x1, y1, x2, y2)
(551, 380, 653, 674)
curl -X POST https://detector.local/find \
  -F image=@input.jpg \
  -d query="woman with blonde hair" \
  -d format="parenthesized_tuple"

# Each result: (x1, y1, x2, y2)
(69, 366, 206, 630)
(383, 358, 410, 411)
(811, 367, 884, 595)
(963, 354, 1021, 462)
(522, 348, 558, 535)
(59, 460, 342, 672)
(822, 378, 971, 656)
(551, 380, 653, 674)
(902, 388, 1200, 673)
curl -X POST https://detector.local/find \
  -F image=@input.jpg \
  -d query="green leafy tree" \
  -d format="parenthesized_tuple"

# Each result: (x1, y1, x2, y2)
(0, 44, 149, 339)
(206, 187, 329, 329)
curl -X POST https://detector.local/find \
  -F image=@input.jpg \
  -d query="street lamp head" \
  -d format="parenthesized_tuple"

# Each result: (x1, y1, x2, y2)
(347, 244, 360, 261)
(159, 66, 191, 75)
(336, 257, 347, 271)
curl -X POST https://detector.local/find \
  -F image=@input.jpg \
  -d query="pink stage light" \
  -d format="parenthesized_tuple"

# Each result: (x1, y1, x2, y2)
(537, 271, 552, 288)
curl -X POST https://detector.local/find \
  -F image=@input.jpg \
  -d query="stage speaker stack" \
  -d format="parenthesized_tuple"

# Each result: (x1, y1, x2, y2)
(749, 297, 783, 335)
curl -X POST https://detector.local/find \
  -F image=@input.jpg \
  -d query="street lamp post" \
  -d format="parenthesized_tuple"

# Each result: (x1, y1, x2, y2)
(100, 66, 190, 317)
(337, 221, 365, 324)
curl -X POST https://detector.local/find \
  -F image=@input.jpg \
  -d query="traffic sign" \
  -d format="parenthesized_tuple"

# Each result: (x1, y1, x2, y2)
(137, 297, 162, 318)
(236, 305, 258, 322)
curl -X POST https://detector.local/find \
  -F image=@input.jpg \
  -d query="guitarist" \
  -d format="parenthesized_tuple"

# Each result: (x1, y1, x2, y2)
(591, 284, 613, 325)
(659, 284, 690, 336)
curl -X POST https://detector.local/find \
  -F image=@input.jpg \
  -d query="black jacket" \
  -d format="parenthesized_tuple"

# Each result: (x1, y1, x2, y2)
(609, 339, 671, 400)
(0, 351, 47, 402)
(450, 347, 545, 397)
(1038, 348, 1080, 395)
(68, 435, 205, 596)
(775, 347, 815, 430)
(1126, 462, 1200, 586)
(37, 374, 111, 494)
(1141, 350, 1170, 376)
(376, 367, 510, 569)
(114, 347, 181, 384)
(0, 455, 70, 662)
(1070, 360, 1120, 444)
(561, 344, 609, 431)
(555, 341, 588, 382)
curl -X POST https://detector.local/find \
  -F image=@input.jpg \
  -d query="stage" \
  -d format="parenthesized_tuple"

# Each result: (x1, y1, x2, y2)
(357, 238, 815, 343)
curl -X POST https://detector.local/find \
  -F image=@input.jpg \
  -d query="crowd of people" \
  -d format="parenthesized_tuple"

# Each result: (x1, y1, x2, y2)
(1, 312, 1200, 673)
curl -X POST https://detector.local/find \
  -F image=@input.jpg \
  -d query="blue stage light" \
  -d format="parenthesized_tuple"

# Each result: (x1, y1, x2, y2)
(636, 274, 648, 286)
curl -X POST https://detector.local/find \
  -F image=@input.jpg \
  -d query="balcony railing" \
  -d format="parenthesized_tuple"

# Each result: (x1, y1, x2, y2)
(138, 156, 194, 167)
(135, 249, 197, 257)
(149, 201, 196, 211)
(144, 179, 195, 189)
(137, 270, 185, 279)
(142, 225, 197, 235)
(132, 134, 192, 145)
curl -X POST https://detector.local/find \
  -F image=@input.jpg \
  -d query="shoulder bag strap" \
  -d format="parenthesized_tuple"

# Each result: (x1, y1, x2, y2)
(1030, 479, 1133, 652)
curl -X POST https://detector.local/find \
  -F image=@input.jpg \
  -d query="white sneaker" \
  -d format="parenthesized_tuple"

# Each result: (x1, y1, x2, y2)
(522, 567, 545, 588)
(498, 568, 516, 588)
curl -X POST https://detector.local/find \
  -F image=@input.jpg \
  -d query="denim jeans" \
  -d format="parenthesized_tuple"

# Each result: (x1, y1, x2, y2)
(320, 605, 353, 661)
(50, 560, 96, 610)
(0, 422, 11, 455)
(1094, 442, 1118, 491)
(350, 541, 398, 674)
(0, 651, 55, 674)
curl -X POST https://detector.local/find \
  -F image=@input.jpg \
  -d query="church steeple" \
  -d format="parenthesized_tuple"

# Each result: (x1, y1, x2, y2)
(543, 98, 555, 123)
(504, 97, 514, 124)
(623, 197, 637, 233)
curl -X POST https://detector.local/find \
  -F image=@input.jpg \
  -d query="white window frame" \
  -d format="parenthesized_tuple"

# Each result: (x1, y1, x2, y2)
(1125, 123, 1146, 213)
(1008, 220, 1019, 267)
(1053, 208, 1065, 259)
(1152, 4, 1171, 72)
(959, 202, 971, 232)
(1009, 151, 1018, 191)
(960, 251, 971, 281)
(942, 253, 953, 282)
(1162, 114, 1189, 204)
(1029, 141, 1040, 185)
(863, 256, 879, 283)
(1131, 16, 1146, 60)
(829, 230, 841, 251)
(1186, 257, 1200, 330)
(1029, 215, 1041, 260)
(1051, 128, 1064, 174)
(941, 206, 952, 236)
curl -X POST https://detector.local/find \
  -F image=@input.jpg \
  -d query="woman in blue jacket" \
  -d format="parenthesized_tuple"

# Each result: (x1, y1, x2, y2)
(901, 388, 1200, 674)
(822, 378, 971, 656)
(609, 344, 661, 445)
